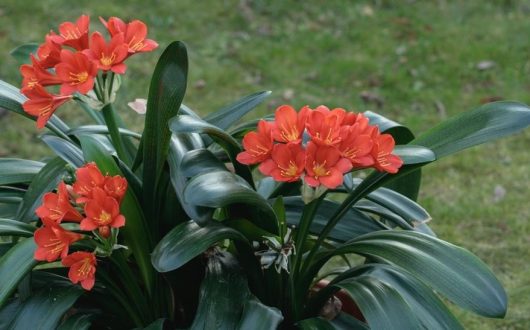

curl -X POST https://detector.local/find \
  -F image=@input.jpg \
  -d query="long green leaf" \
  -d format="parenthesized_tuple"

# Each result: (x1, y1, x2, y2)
(57, 313, 93, 330)
(413, 101, 530, 158)
(0, 188, 25, 219)
(318, 231, 507, 318)
(7, 286, 83, 329)
(40, 136, 85, 167)
(169, 114, 254, 185)
(16, 157, 66, 222)
(237, 297, 284, 330)
(0, 159, 44, 185)
(78, 135, 154, 294)
(142, 41, 188, 224)
(67, 125, 141, 139)
(0, 238, 37, 307)
(204, 90, 271, 130)
(183, 171, 278, 233)
(0, 219, 35, 236)
(151, 220, 248, 272)
(336, 275, 421, 330)
(179, 148, 228, 178)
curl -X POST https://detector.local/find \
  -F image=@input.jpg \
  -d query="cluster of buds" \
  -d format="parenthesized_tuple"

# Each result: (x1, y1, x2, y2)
(19, 15, 158, 128)
(33, 162, 128, 290)
(237, 105, 403, 191)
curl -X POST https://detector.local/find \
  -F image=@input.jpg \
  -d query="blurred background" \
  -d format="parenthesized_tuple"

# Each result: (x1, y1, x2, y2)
(1, 0, 529, 328)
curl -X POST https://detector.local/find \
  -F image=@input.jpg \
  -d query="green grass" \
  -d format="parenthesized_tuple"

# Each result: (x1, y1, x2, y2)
(1, 0, 530, 328)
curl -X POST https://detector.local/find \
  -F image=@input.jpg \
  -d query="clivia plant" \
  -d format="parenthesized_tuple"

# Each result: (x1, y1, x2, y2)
(1, 14, 530, 329)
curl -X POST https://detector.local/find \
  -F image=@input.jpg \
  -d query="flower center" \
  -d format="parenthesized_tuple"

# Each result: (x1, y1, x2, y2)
(250, 144, 269, 156)
(96, 210, 112, 225)
(129, 37, 144, 51)
(100, 52, 117, 67)
(280, 124, 299, 142)
(279, 161, 299, 178)
(44, 237, 65, 255)
(77, 257, 92, 277)
(312, 161, 330, 177)
(69, 71, 88, 84)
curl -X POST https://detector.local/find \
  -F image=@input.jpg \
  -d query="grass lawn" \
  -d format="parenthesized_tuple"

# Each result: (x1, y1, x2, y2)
(1, 0, 529, 328)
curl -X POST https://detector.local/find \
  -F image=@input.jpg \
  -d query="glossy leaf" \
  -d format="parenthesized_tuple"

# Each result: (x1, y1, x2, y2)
(143, 318, 166, 330)
(57, 313, 93, 330)
(41, 136, 85, 168)
(10, 43, 38, 65)
(67, 125, 141, 139)
(7, 286, 83, 329)
(413, 101, 530, 158)
(0, 238, 37, 307)
(0, 188, 24, 219)
(336, 275, 421, 330)
(183, 171, 278, 233)
(0, 159, 44, 185)
(142, 41, 188, 223)
(0, 219, 35, 236)
(237, 297, 284, 330)
(16, 157, 66, 222)
(169, 114, 254, 185)
(79, 135, 154, 294)
(179, 148, 228, 178)
(204, 90, 271, 130)
(152, 220, 248, 272)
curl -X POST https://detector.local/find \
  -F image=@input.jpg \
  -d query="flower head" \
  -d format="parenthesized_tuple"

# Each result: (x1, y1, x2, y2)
(36, 34, 62, 68)
(22, 85, 72, 129)
(371, 133, 403, 174)
(50, 15, 90, 51)
(72, 162, 106, 203)
(20, 55, 62, 93)
(305, 106, 345, 146)
(84, 31, 129, 74)
(55, 50, 98, 95)
(272, 105, 308, 144)
(35, 182, 82, 225)
(259, 143, 306, 182)
(338, 124, 374, 168)
(100, 17, 158, 54)
(34, 224, 82, 262)
(304, 142, 352, 189)
(80, 187, 125, 231)
(103, 175, 128, 203)
(236, 120, 273, 165)
(62, 251, 97, 290)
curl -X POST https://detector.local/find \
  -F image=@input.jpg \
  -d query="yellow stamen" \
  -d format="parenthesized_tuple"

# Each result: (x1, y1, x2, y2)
(100, 52, 117, 66)
(279, 161, 299, 178)
(312, 160, 330, 178)
(96, 210, 112, 225)
(69, 71, 88, 84)
(77, 258, 92, 276)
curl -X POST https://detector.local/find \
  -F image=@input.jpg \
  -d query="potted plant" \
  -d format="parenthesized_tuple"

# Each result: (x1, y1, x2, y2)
(1, 14, 529, 329)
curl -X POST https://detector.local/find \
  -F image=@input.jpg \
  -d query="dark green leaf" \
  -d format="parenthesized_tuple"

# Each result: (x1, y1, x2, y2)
(179, 149, 228, 178)
(0, 159, 44, 185)
(169, 114, 254, 185)
(152, 220, 248, 272)
(67, 125, 141, 139)
(413, 101, 530, 158)
(0, 238, 37, 307)
(40, 136, 85, 167)
(183, 171, 277, 233)
(204, 91, 271, 130)
(142, 41, 188, 223)
(16, 157, 66, 222)
(57, 313, 93, 330)
(392, 145, 436, 165)
(237, 297, 283, 330)
(298, 317, 335, 330)
(142, 318, 166, 330)
(10, 43, 39, 65)
(0, 219, 35, 236)
(7, 286, 83, 329)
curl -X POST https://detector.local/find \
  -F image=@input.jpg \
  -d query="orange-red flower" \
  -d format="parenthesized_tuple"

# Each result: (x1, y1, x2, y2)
(50, 15, 90, 51)
(80, 188, 125, 231)
(22, 85, 72, 129)
(84, 32, 129, 74)
(37, 34, 62, 69)
(338, 125, 374, 168)
(305, 106, 345, 146)
(72, 162, 106, 203)
(35, 182, 82, 225)
(20, 55, 62, 92)
(271, 105, 308, 144)
(34, 224, 82, 262)
(371, 133, 403, 174)
(62, 251, 97, 290)
(100, 17, 158, 54)
(55, 50, 98, 95)
(236, 120, 274, 165)
(103, 175, 128, 203)
(259, 143, 305, 182)
(304, 142, 352, 189)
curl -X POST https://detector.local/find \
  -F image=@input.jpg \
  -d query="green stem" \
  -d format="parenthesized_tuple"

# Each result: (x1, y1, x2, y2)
(102, 103, 131, 164)
(292, 198, 321, 280)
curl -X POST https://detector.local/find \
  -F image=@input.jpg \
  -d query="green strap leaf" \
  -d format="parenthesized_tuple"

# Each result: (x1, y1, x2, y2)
(237, 297, 284, 330)
(79, 135, 154, 295)
(6, 286, 83, 329)
(336, 275, 421, 330)
(40, 136, 85, 167)
(204, 90, 271, 131)
(0, 219, 35, 236)
(179, 148, 228, 178)
(67, 125, 141, 139)
(151, 220, 248, 272)
(334, 231, 507, 318)
(183, 171, 278, 233)
(169, 114, 254, 186)
(16, 157, 66, 222)
(0, 238, 37, 307)
(413, 101, 530, 158)
(57, 313, 93, 330)
(0, 158, 44, 185)
(142, 41, 188, 223)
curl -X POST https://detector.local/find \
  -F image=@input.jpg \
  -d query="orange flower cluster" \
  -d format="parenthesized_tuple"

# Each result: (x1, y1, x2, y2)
(33, 162, 128, 290)
(237, 105, 403, 189)
(19, 15, 158, 128)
